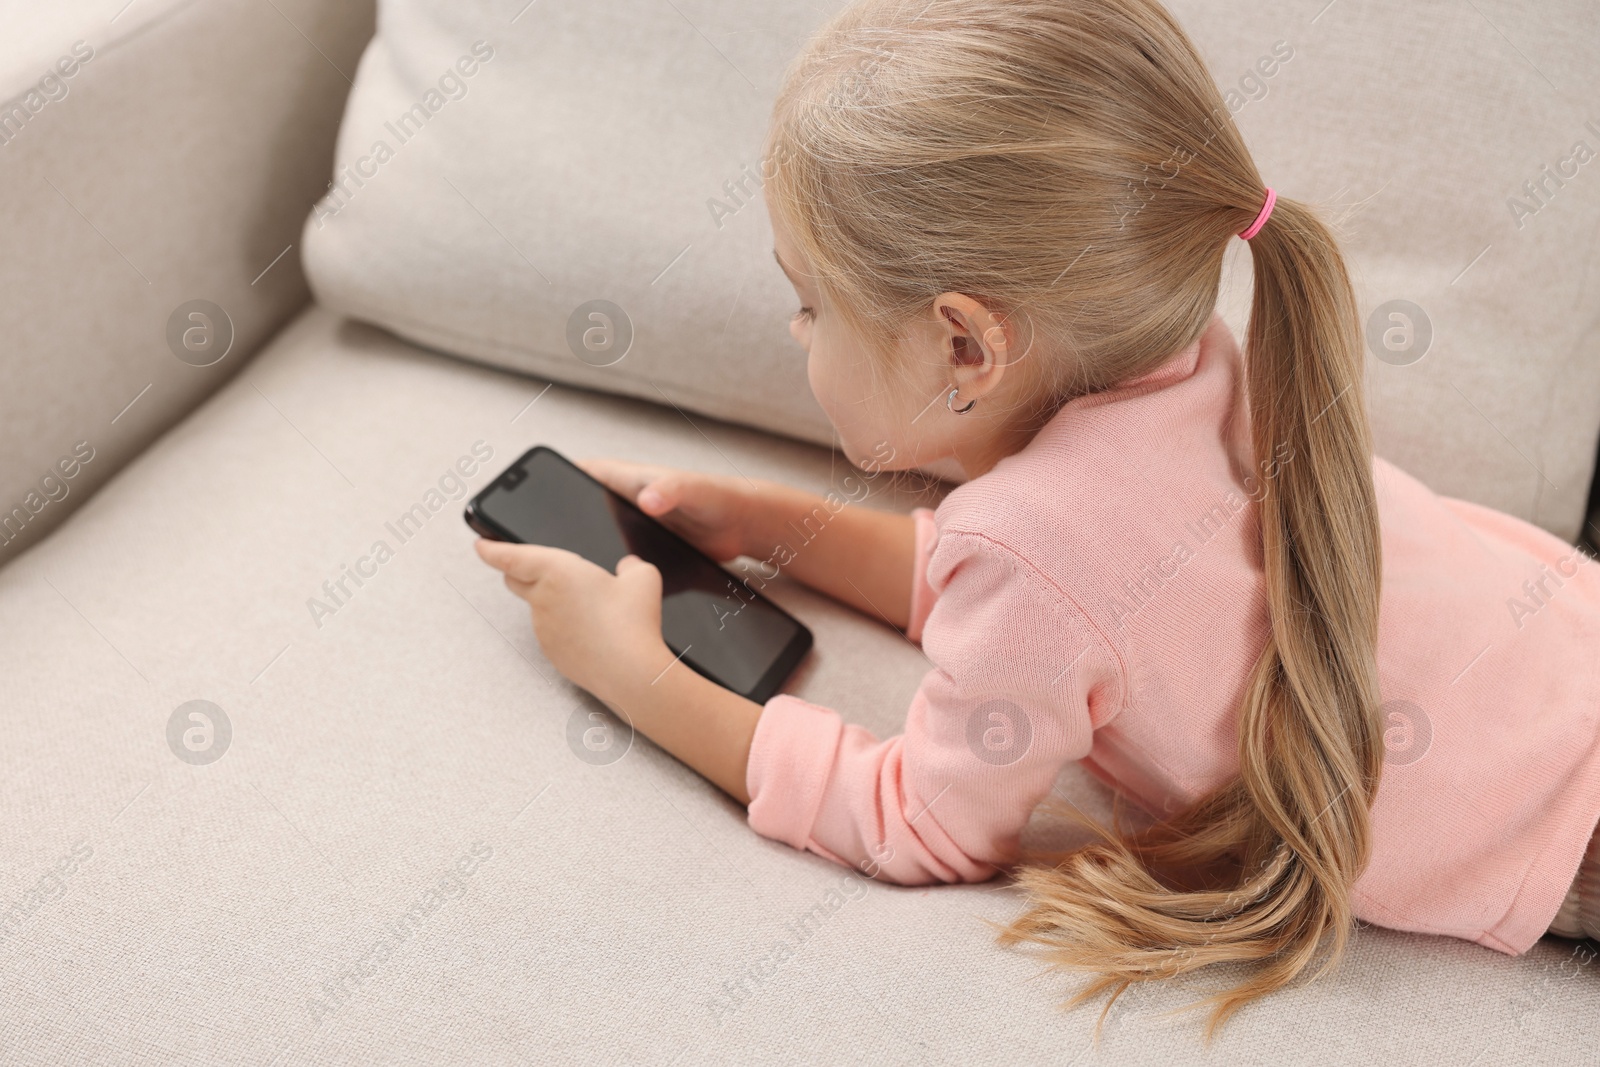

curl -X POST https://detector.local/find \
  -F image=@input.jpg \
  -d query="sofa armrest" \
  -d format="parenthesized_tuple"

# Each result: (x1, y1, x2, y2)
(0, 0, 374, 565)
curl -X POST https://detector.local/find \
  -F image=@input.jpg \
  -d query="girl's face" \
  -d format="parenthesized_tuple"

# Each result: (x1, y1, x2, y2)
(768, 198, 1038, 478)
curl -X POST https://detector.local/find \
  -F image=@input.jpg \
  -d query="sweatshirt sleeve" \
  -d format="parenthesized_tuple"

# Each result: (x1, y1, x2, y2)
(745, 529, 1118, 885)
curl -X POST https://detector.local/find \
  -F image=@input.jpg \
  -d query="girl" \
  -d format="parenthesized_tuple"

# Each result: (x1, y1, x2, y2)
(474, 0, 1600, 1040)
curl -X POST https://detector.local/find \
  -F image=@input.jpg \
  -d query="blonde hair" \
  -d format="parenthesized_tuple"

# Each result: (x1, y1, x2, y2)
(764, 0, 1384, 1042)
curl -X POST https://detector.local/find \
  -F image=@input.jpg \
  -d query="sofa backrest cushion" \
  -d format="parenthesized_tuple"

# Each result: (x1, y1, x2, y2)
(303, 0, 1600, 540)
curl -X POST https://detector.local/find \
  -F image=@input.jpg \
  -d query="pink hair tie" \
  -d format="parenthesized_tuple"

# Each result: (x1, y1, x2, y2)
(1238, 187, 1276, 240)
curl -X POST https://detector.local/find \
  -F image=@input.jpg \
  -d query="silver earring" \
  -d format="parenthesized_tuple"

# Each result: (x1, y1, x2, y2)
(946, 386, 976, 414)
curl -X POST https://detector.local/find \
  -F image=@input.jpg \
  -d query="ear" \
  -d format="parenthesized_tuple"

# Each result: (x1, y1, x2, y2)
(934, 293, 1019, 403)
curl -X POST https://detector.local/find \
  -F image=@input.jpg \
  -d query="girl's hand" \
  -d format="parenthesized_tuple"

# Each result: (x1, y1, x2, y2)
(473, 538, 671, 706)
(575, 457, 756, 562)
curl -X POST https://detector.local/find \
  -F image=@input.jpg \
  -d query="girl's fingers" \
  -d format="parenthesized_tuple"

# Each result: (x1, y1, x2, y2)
(581, 459, 676, 514)
(474, 537, 513, 567)
(615, 553, 656, 576)
(475, 539, 570, 582)
(577, 457, 668, 503)
(573, 458, 711, 520)
(637, 476, 677, 513)
(616, 553, 663, 596)
(573, 456, 629, 489)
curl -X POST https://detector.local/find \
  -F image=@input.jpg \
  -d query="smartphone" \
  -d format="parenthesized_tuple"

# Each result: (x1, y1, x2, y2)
(464, 445, 813, 704)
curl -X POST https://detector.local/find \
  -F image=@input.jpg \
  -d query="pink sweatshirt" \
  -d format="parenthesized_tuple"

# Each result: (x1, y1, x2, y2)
(745, 311, 1600, 956)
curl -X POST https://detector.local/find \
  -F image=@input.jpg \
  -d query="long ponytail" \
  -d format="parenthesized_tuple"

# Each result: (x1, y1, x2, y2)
(995, 192, 1384, 1043)
(763, 0, 1385, 1041)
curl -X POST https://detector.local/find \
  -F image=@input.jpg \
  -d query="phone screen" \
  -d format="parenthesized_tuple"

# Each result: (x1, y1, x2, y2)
(466, 446, 811, 703)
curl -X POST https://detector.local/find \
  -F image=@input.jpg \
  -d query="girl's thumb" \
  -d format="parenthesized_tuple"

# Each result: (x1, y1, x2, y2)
(615, 553, 661, 590)
(638, 480, 672, 513)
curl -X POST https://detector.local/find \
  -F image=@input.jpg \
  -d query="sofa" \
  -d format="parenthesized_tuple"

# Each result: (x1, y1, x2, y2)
(4, 0, 1600, 1063)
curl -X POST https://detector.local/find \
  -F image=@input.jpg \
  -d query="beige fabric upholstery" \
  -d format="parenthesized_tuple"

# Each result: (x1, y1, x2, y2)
(7, 0, 1600, 1059)
(304, 0, 1600, 539)
(0, 0, 374, 563)
(2, 306, 1599, 1062)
